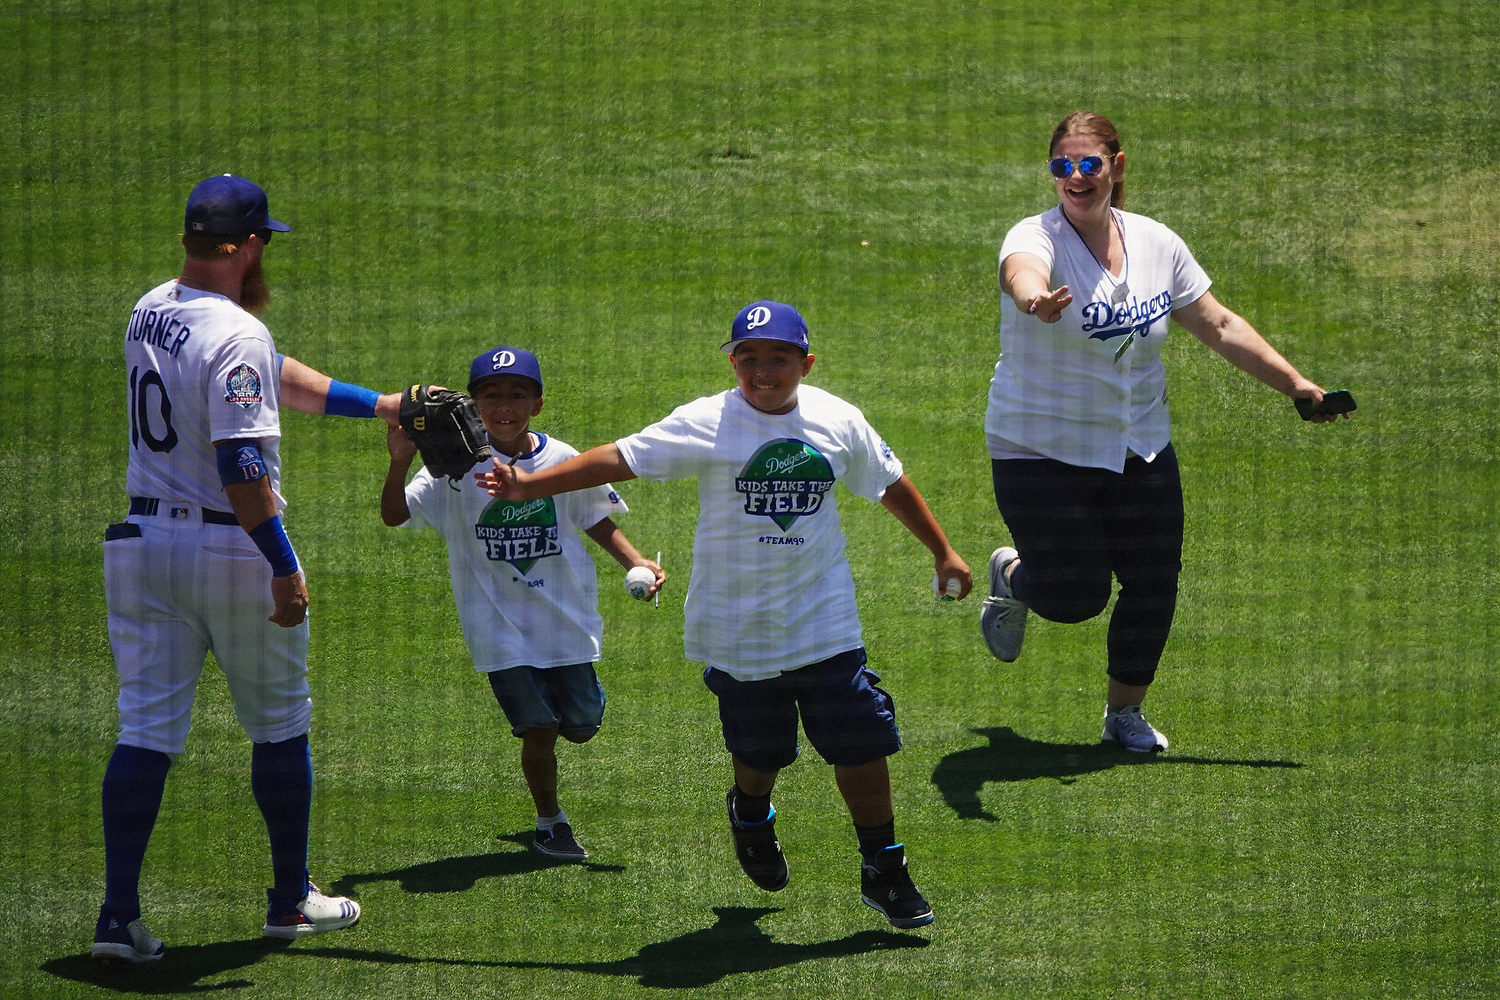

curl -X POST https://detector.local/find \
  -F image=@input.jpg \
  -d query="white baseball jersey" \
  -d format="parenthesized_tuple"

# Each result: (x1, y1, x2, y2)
(124, 279, 285, 510)
(987, 206, 1212, 472)
(402, 433, 627, 672)
(615, 384, 903, 681)
(107, 278, 308, 756)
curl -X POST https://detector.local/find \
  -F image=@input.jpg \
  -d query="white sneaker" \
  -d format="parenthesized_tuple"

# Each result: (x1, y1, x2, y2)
(1102, 705, 1169, 753)
(262, 883, 361, 939)
(979, 547, 1028, 662)
(92, 916, 165, 966)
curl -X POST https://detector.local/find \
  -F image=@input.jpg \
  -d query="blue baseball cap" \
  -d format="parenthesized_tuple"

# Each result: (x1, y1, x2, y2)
(469, 346, 543, 393)
(721, 300, 810, 354)
(184, 174, 291, 238)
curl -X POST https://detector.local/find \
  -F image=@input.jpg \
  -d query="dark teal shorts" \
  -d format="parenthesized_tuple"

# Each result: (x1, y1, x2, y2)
(486, 663, 605, 739)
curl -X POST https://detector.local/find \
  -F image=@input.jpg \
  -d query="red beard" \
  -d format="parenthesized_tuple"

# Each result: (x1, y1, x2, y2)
(240, 259, 270, 316)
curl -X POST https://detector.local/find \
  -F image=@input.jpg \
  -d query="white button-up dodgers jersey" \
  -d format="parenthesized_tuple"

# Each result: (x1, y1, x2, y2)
(123, 279, 284, 511)
(987, 206, 1212, 472)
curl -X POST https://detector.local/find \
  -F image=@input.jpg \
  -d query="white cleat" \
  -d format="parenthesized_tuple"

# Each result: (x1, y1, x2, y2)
(1102, 704, 1169, 753)
(979, 546, 1028, 662)
(262, 883, 361, 939)
(92, 917, 165, 966)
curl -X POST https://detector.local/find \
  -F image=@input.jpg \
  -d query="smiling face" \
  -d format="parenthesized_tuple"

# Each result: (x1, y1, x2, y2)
(729, 339, 816, 415)
(1051, 132, 1123, 227)
(471, 375, 544, 453)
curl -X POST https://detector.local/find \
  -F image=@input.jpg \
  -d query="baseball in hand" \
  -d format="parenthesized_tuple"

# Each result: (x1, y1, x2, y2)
(932, 574, 962, 601)
(625, 566, 656, 601)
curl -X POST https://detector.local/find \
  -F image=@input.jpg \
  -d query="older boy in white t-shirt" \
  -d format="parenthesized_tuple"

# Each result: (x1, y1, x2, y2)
(476, 303, 971, 929)
(381, 347, 663, 860)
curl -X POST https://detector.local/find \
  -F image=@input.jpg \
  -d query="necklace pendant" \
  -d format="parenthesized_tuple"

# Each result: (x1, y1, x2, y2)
(1111, 280, 1129, 304)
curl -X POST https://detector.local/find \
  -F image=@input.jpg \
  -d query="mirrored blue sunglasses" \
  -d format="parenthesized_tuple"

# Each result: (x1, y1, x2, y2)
(1048, 155, 1109, 179)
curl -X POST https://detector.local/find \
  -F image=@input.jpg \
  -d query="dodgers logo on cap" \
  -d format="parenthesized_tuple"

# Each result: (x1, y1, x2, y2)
(469, 346, 543, 392)
(721, 300, 810, 354)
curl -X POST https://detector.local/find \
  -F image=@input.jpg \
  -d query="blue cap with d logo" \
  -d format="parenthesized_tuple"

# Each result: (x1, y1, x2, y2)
(469, 346, 543, 393)
(721, 300, 809, 354)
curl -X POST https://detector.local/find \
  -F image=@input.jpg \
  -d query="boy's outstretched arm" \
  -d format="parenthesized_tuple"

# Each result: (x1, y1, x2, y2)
(879, 475, 973, 599)
(477, 443, 638, 500)
(583, 518, 666, 597)
(381, 424, 418, 526)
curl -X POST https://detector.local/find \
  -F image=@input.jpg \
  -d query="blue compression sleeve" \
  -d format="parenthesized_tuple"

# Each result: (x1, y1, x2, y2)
(216, 439, 267, 486)
(248, 516, 300, 577)
(325, 380, 380, 418)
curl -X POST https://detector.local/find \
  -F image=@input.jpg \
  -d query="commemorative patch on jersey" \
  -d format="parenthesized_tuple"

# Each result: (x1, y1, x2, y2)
(224, 363, 263, 409)
(736, 438, 835, 532)
(475, 496, 562, 574)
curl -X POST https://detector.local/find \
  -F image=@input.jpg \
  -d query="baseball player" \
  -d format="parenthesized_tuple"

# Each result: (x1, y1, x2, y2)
(477, 302, 972, 930)
(93, 174, 397, 965)
(381, 348, 664, 860)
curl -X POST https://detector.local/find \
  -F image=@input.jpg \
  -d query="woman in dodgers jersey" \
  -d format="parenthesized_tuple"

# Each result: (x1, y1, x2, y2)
(978, 111, 1347, 753)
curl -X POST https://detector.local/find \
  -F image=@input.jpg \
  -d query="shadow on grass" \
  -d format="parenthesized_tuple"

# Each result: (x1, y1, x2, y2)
(41, 938, 291, 994)
(328, 831, 624, 897)
(933, 726, 1303, 820)
(496, 905, 928, 988)
(41, 907, 923, 993)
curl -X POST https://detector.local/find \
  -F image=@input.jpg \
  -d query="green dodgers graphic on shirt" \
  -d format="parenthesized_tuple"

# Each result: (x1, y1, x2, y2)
(735, 438, 836, 532)
(475, 497, 562, 574)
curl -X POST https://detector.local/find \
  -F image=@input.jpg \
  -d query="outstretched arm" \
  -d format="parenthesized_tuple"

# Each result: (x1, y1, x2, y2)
(1172, 292, 1347, 424)
(476, 443, 638, 500)
(279, 355, 402, 427)
(879, 475, 973, 599)
(583, 517, 665, 596)
(1001, 252, 1072, 323)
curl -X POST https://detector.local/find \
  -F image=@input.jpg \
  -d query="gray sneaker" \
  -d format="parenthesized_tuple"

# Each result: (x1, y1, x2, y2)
(979, 547, 1028, 662)
(1101, 705, 1169, 753)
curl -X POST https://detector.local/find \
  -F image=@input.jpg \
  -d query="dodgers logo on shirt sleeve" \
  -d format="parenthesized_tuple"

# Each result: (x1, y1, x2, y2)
(735, 438, 835, 532)
(475, 497, 562, 574)
(224, 363, 263, 408)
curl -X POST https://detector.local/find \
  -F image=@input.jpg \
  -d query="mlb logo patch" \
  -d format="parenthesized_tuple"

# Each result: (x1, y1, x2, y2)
(224, 363, 263, 409)
(170, 507, 190, 520)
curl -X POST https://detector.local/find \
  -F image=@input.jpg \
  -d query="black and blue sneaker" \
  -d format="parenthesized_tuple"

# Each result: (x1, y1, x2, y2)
(726, 787, 789, 891)
(92, 913, 165, 967)
(860, 844, 935, 929)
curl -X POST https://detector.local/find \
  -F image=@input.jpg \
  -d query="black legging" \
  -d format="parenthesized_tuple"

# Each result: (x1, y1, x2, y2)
(991, 445, 1183, 687)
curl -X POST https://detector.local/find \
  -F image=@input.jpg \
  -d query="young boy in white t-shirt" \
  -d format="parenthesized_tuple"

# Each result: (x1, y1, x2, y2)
(381, 346, 663, 860)
(476, 303, 971, 928)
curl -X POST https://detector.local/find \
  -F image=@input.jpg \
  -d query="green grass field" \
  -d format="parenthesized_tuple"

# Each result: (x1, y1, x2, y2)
(3, 1, 1498, 996)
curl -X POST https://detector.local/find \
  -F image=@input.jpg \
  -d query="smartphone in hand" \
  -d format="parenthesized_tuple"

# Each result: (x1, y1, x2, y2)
(1295, 389, 1357, 420)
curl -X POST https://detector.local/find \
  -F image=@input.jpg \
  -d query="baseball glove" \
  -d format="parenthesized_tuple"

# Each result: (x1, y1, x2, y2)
(398, 385, 494, 481)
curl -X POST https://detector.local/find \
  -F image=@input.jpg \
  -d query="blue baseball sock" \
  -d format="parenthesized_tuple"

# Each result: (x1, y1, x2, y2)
(100, 744, 172, 923)
(251, 734, 312, 904)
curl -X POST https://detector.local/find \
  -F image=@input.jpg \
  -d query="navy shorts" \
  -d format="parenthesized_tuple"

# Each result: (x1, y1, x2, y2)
(702, 647, 901, 773)
(486, 663, 605, 740)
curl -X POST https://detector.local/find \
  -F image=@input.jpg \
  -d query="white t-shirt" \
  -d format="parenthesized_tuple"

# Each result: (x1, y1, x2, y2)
(123, 279, 285, 510)
(987, 206, 1212, 472)
(615, 384, 903, 681)
(402, 433, 627, 672)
